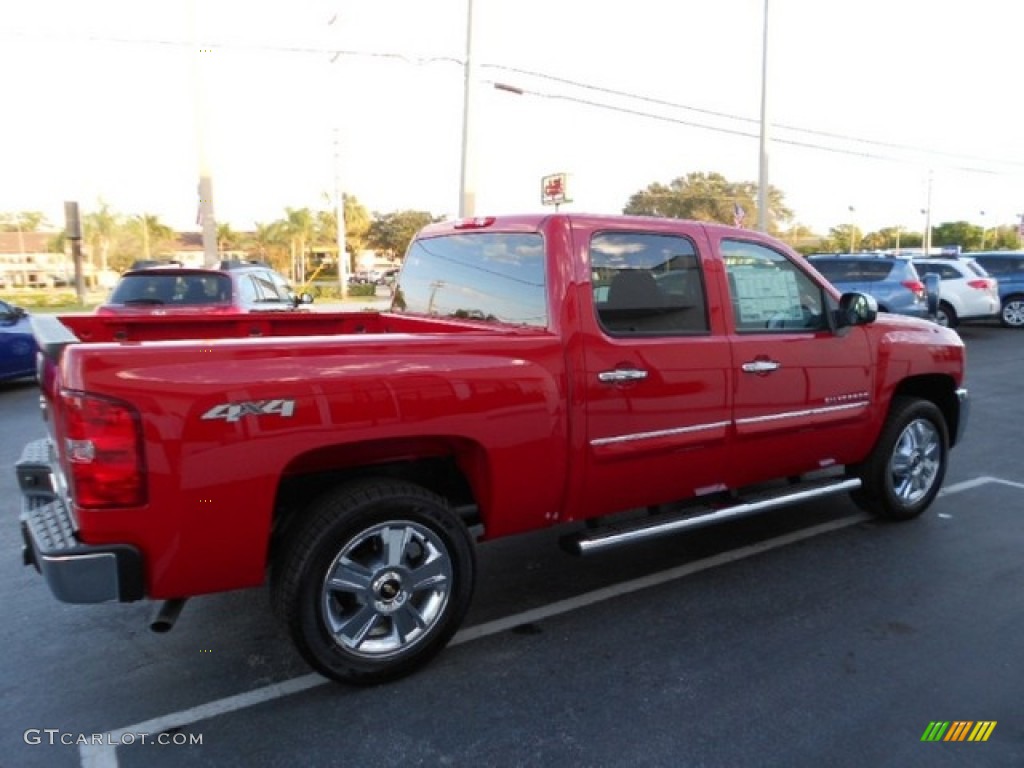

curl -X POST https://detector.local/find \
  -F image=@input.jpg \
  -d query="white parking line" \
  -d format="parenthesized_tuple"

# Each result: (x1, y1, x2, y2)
(79, 474, 1012, 767)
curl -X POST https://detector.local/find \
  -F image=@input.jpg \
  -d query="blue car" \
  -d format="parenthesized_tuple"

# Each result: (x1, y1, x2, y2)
(806, 254, 929, 318)
(970, 251, 1024, 328)
(0, 299, 37, 382)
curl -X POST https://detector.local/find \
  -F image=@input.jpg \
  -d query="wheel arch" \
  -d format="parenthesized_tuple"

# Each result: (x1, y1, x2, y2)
(892, 374, 962, 447)
(269, 436, 489, 563)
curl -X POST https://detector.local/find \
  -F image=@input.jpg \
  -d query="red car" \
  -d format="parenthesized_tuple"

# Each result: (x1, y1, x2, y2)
(97, 260, 312, 315)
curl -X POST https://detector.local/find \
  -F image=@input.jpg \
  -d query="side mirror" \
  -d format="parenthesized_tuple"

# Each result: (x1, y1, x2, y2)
(923, 273, 941, 319)
(299, 292, 314, 305)
(836, 291, 878, 328)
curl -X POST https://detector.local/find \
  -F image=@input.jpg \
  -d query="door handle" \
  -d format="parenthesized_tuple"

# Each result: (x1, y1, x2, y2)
(598, 368, 649, 383)
(741, 359, 781, 374)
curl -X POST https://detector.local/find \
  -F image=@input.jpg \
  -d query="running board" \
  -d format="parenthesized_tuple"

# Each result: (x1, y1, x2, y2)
(562, 477, 862, 556)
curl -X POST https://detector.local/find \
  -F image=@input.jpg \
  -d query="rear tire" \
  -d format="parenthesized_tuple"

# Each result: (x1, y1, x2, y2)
(850, 396, 948, 520)
(1000, 296, 1024, 328)
(935, 301, 957, 328)
(271, 479, 476, 685)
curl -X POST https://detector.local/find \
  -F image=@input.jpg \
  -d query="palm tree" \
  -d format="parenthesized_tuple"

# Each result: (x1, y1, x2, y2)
(132, 214, 175, 260)
(282, 207, 315, 283)
(217, 223, 241, 255)
(84, 200, 119, 272)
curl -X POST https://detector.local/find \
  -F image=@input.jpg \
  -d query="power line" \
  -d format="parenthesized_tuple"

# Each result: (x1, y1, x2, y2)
(482, 80, 1006, 175)
(481, 62, 1024, 171)
(6, 29, 1023, 175)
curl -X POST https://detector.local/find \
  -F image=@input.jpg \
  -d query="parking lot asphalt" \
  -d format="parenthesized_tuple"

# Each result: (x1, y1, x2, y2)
(1, 321, 1021, 768)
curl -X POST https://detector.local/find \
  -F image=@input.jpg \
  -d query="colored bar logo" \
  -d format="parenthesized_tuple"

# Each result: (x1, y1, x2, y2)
(921, 721, 997, 742)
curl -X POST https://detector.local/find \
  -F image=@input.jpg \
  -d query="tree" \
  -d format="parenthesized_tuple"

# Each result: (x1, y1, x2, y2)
(83, 200, 120, 272)
(217, 223, 242, 254)
(932, 221, 982, 250)
(314, 193, 372, 275)
(986, 225, 1023, 250)
(622, 171, 793, 232)
(0, 211, 49, 232)
(367, 210, 437, 260)
(827, 224, 862, 252)
(130, 213, 175, 262)
(281, 207, 315, 282)
(249, 221, 290, 273)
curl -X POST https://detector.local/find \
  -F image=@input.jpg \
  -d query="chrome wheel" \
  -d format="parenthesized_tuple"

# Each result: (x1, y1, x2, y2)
(1001, 298, 1024, 328)
(321, 521, 452, 658)
(888, 418, 942, 505)
(851, 396, 948, 520)
(274, 479, 475, 684)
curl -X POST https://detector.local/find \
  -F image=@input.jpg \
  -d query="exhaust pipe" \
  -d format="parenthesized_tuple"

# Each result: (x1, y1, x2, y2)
(150, 598, 187, 633)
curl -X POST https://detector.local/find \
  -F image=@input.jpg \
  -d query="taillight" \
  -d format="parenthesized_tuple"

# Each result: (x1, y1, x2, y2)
(60, 390, 146, 508)
(967, 279, 994, 292)
(901, 280, 925, 299)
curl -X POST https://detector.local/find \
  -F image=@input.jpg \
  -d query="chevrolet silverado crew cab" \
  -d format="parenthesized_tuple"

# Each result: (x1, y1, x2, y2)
(16, 214, 968, 685)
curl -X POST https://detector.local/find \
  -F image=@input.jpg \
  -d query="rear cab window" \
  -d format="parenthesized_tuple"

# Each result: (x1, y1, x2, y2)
(394, 232, 548, 327)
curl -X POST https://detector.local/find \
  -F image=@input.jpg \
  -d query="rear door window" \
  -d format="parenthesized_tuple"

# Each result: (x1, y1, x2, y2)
(589, 232, 709, 335)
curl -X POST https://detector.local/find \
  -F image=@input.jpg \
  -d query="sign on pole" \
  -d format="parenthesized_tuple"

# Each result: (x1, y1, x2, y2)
(541, 173, 572, 208)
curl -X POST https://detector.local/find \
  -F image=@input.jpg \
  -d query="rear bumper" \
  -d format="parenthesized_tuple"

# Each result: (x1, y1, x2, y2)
(16, 438, 144, 604)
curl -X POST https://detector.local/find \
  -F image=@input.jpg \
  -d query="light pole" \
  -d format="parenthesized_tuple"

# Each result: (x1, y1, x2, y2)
(756, 0, 771, 232)
(327, 11, 348, 297)
(848, 205, 857, 252)
(979, 210, 986, 251)
(922, 171, 933, 255)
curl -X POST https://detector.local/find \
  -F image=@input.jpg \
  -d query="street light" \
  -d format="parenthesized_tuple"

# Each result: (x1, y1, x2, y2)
(848, 205, 857, 252)
(922, 171, 933, 255)
(979, 210, 986, 250)
(326, 11, 349, 297)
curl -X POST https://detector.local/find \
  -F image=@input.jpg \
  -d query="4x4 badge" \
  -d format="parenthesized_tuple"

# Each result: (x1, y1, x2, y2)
(201, 399, 295, 423)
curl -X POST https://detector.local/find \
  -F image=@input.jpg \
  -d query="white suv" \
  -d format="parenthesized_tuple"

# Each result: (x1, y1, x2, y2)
(911, 256, 1000, 328)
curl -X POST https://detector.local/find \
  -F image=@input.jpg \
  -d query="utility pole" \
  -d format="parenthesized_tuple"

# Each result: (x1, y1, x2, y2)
(189, 0, 218, 267)
(458, 0, 477, 218)
(333, 126, 348, 298)
(756, 0, 771, 232)
(64, 201, 86, 306)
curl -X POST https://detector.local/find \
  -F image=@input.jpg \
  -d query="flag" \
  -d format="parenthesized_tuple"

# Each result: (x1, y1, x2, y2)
(733, 202, 746, 228)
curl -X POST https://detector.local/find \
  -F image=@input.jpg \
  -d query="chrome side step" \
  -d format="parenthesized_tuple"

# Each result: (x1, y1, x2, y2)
(562, 477, 862, 556)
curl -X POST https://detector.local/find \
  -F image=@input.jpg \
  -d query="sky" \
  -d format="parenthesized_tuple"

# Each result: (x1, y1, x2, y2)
(2, 0, 1023, 238)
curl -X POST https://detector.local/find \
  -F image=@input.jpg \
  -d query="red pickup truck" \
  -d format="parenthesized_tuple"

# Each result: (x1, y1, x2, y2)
(16, 214, 968, 685)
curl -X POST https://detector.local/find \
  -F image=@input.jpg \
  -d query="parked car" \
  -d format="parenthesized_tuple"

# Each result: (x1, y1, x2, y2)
(910, 256, 1000, 328)
(0, 299, 37, 382)
(969, 251, 1024, 328)
(97, 260, 312, 315)
(806, 253, 928, 318)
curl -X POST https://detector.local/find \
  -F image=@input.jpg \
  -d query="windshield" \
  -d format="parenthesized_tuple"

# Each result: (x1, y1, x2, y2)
(393, 232, 548, 327)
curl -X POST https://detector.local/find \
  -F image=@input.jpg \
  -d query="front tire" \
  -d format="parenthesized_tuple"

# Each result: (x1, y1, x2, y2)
(850, 396, 948, 520)
(272, 479, 476, 685)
